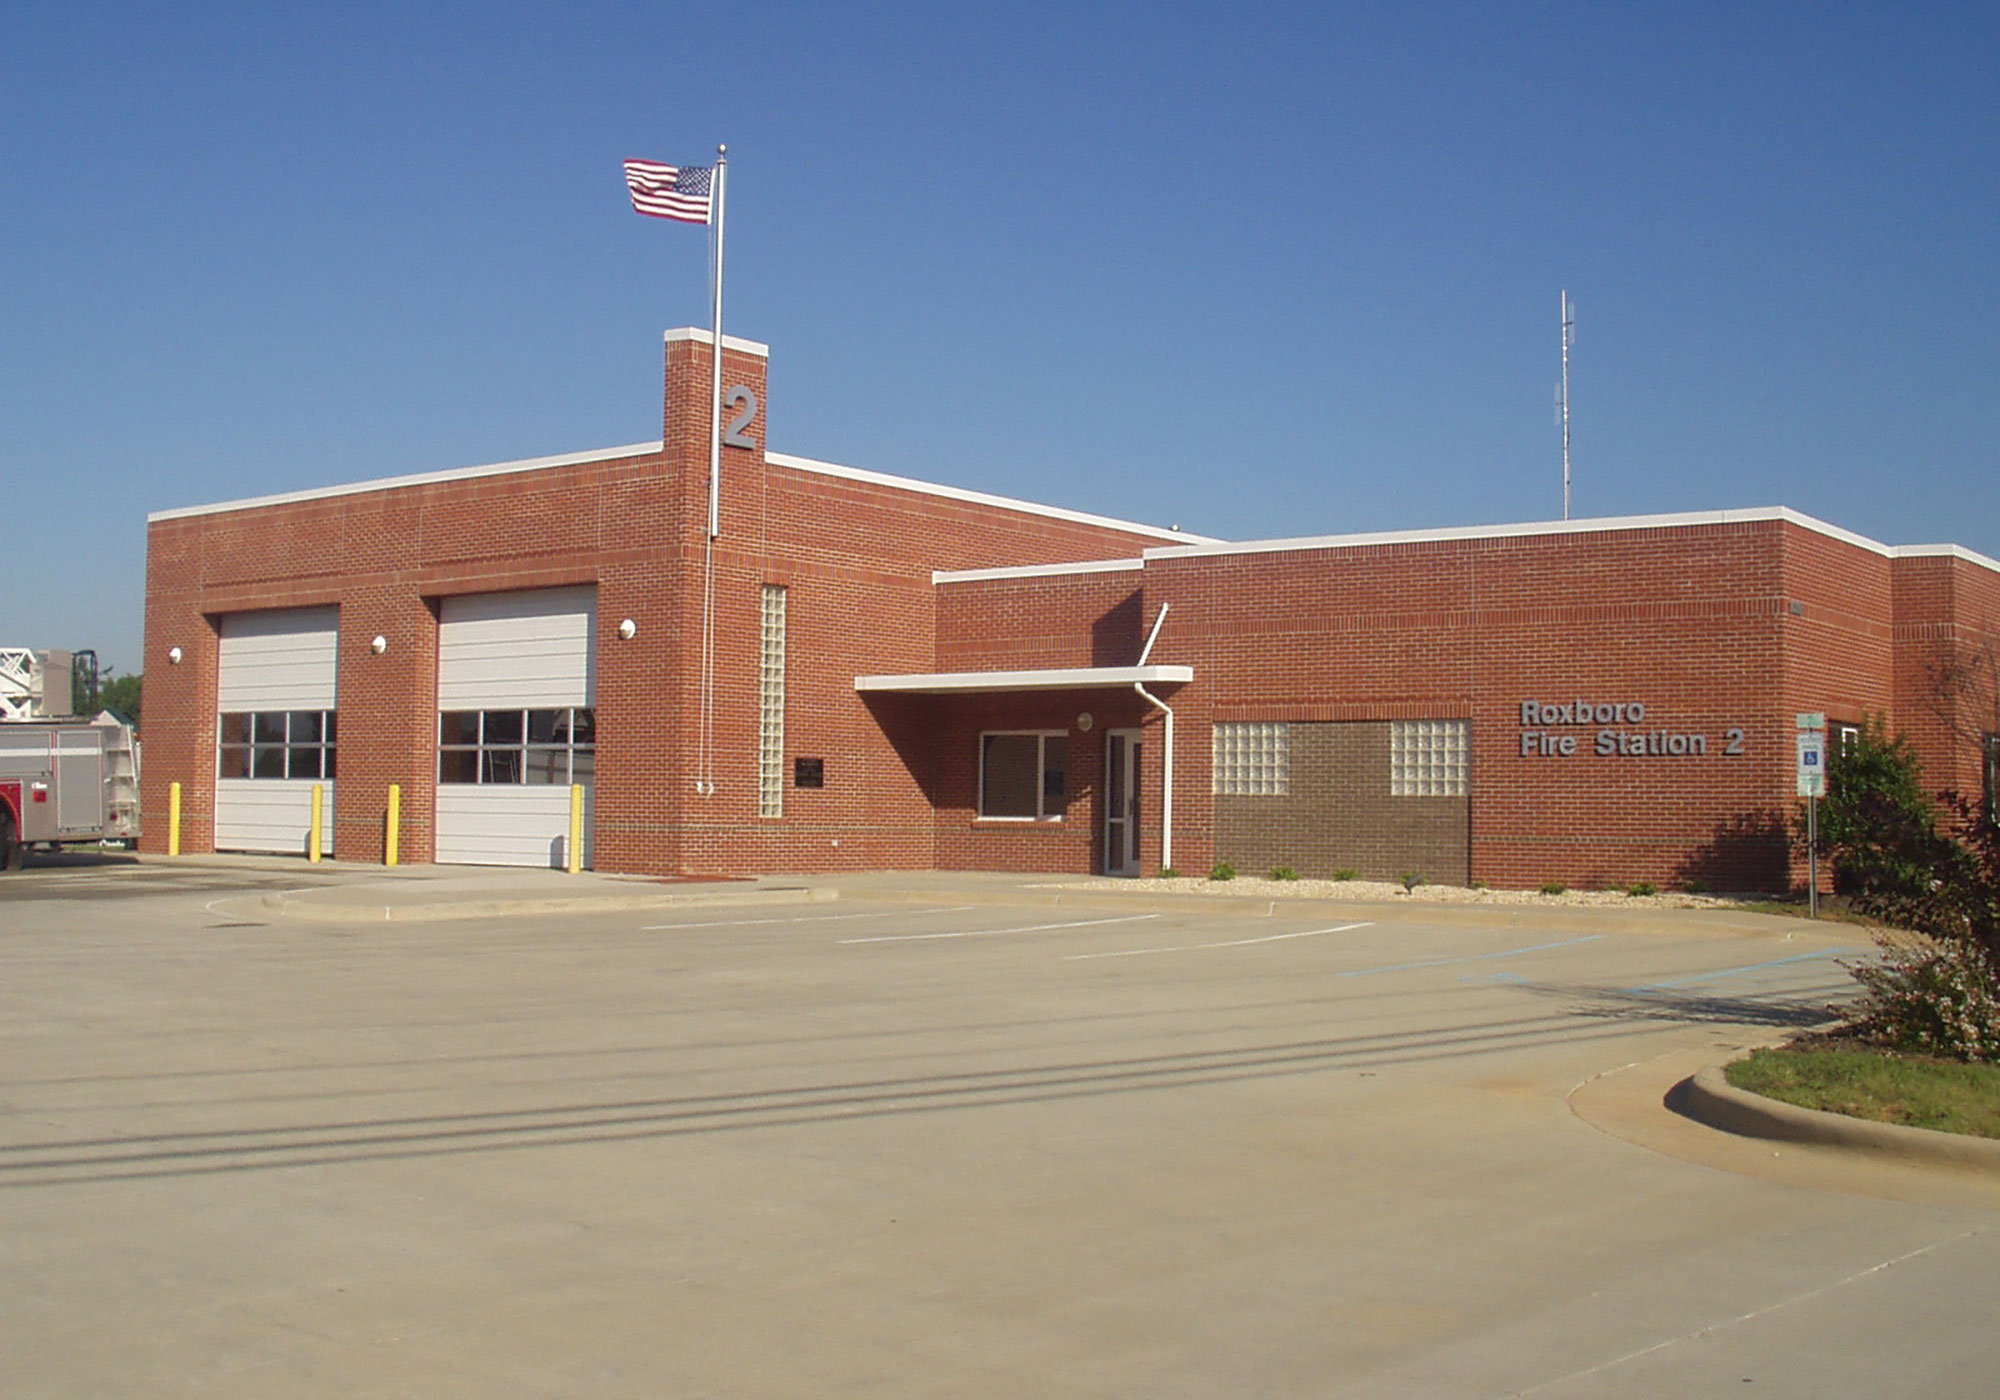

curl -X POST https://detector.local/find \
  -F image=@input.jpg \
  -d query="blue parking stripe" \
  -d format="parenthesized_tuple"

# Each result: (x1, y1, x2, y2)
(1339, 935, 1604, 978)
(1622, 947, 1859, 993)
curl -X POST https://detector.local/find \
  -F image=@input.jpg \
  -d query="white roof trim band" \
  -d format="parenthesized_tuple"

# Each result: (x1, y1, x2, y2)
(147, 442, 664, 523)
(934, 558, 1145, 584)
(769, 451, 1213, 545)
(664, 326, 771, 356)
(1142, 506, 2000, 576)
(856, 665, 1195, 695)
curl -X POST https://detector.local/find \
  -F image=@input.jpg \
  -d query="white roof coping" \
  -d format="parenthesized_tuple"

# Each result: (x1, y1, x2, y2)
(1141, 505, 2000, 575)
(146, 442, 664, 523)
(855, 664, 1194, 695)
(933, 558, 1145, 585)
(767, 451, 1215, 545)
(664, 326, 771, 357)
(1889, 542, 2000, 571)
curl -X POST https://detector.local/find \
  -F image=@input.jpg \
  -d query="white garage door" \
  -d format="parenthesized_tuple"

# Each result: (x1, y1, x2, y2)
(215, 607, 338, 855)
(434, 587, 597, 868)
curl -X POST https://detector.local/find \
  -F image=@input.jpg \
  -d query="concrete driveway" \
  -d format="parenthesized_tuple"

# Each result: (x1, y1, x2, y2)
(2, 861, 1995, 1397)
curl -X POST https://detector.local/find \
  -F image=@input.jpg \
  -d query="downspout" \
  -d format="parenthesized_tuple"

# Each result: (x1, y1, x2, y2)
(1132, 683, 1174, 873)
(1134, 604, 1174, 873)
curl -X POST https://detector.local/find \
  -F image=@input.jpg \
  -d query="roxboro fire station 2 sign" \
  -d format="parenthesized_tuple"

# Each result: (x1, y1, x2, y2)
(1517, 700, 1746, 759)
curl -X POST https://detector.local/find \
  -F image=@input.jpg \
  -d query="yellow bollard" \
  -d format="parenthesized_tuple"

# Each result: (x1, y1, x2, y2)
(567, 783, 584, 874)
(309, 783, 324, 863)
(168, 782, 182, 856)
(385, 784, 401, 866)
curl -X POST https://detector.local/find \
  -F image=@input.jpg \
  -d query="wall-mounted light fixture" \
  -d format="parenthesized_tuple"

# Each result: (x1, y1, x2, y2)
(167, 646, 183, 665)
(618, 618, 638, 641)
(1076, 712, 1094, 732)
(371, 635, 388, 655)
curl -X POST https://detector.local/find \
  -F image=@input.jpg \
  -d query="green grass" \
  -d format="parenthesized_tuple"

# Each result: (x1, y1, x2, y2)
(1725, 1045, 2000, 1139)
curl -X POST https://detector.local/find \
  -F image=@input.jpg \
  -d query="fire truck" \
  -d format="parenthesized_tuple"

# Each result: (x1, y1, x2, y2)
(0, 648, 141, 870)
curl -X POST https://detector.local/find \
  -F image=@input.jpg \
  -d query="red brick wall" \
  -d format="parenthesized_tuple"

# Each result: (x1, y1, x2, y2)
(139, 523, 222, 852)
(1189, 525, 1783, 890)
(937, 518, 1966, 891)
(1892, 554, 2000, 806)
(141, 331, 2000, 890)
(140, 333, 1173, 875)
(928, 690, 1158, 874)
(646, 336, 1176, 875)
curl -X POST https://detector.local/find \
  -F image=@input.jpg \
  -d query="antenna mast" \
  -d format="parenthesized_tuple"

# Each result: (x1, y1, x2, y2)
(1560, 290, 1575, 520)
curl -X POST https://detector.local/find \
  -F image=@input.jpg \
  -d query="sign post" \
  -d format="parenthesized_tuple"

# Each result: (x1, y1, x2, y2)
(1796, 713, 1827, 919)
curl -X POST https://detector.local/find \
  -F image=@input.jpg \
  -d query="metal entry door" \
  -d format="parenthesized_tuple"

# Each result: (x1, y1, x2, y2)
(1104, 729, 1142, 876)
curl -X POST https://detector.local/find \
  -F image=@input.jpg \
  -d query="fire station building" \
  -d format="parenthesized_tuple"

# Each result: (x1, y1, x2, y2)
(141, 330, 2000, 891)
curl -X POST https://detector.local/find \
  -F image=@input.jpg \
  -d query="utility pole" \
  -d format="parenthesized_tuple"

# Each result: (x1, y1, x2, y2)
(1560, 290, 1575, 521)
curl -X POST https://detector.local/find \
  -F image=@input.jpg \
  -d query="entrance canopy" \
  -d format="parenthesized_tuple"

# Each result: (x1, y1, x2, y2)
(854, 665, 1193, 695)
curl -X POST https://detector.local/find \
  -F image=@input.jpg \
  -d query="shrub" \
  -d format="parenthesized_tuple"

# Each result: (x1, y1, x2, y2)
(1156, 867, 1181, 879)
(1844, 937, 2000, 1064)
(1208, 861, 1237, 882)
(1625, 880, 1658, 897)
(1538, 880, 1568, 896)
(1680, 877, 1708, 894)
(1332, 869, 1359, 882)
(1268, 866, 1299, 881)
(1853, 793, 2000, 972)
(1470, 879, 1489, 890)
(1819, 716, 1945, 899)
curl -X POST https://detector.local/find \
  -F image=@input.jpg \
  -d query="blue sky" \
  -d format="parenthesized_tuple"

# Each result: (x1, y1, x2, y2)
(4, 2, 1996, 677)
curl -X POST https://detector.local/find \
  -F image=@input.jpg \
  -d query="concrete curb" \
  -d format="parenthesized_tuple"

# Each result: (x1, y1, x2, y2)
(1675, 1064, 2000, 1170)
(147, 854, 1843, 938)
(256, 884, 837, 925)
(827, 881, 1812, 935)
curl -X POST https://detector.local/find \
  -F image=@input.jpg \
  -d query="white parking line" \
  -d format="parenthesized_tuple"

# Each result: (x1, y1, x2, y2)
(643, 906, 975, 931)
(1064, 921, 1375, 961)
(840, 914, 1161, 945)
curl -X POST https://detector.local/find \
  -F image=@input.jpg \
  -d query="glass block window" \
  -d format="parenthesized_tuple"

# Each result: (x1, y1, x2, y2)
(1213, 722, 1289, 795)
(218, 710, 337, 780)
(1390, 720, 1470, 797)
(758, 585, 787, 819)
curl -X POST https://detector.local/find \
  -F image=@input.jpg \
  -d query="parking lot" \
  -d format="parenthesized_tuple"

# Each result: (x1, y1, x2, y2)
(3, 860, 1997, 1397)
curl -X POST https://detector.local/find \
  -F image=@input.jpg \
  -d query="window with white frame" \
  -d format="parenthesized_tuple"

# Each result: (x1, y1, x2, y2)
(979, 731, 1069, 820)
(759, 585, 787, 818)
(1390, 720, 1469, 797)
(1213, 722, 1289, 795)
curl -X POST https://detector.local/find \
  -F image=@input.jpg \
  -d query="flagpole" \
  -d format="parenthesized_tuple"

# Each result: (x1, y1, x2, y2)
(708, 145, 727, 539)
(695, 146, 727, 795)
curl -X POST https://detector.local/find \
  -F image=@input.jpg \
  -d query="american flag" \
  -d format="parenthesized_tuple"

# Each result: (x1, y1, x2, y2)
(623, 159, 713, 224)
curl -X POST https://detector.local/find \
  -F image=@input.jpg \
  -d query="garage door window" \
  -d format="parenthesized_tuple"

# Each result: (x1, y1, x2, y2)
(439, 708, 596, 785)
(218, 710, 337, 780)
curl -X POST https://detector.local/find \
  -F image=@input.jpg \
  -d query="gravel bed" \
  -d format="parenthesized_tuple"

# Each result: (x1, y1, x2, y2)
(1043, 875, 1761, 910)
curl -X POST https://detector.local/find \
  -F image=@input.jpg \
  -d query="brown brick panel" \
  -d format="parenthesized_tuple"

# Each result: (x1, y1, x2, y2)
(1212, 722, 1469, 884)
